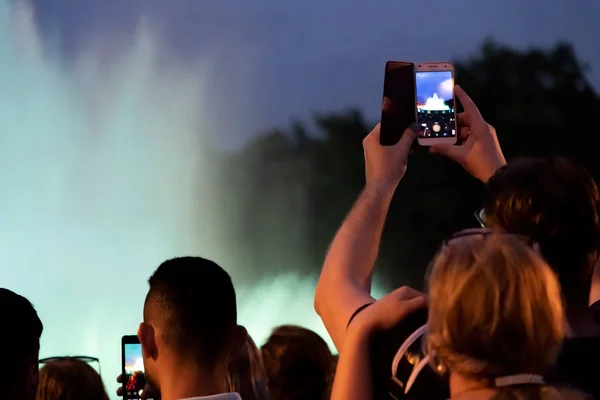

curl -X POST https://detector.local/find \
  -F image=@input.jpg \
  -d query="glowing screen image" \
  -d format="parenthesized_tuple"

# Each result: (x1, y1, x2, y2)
(123, 344, 145, 399)
(415, 71, 456, 138)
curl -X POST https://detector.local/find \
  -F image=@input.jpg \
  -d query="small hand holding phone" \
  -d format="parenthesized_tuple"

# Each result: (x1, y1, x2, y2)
(122, 335, 146, 400)
(415, 62, 458, 146)
(380, 61, 417, 146)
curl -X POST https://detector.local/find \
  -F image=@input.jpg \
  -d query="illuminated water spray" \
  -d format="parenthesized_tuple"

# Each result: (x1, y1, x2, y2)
(0, 1, 387, 395)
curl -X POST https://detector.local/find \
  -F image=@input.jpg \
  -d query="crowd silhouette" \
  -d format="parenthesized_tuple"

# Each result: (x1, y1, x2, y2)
(2, 39, 600, 400)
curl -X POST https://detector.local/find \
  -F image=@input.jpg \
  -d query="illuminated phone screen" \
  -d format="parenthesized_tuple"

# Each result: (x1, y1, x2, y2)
(123, 343, 146, 400)
(415, 70, 456, 138)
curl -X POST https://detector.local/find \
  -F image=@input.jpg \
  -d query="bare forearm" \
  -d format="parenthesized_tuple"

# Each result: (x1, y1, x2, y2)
(320, 182, 395, 288)
(330, 329, 374, 400)
(314, 182, 396, 350)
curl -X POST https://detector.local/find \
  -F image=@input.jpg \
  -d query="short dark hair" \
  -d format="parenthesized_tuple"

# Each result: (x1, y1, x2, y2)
(484, 157, 600, 291)
(144, 257, 237, 368)
(0, 288, 43, 397)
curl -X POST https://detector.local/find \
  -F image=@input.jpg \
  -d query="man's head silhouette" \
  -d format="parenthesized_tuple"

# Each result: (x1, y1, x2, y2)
(0, 288, 43, 400)
(138, 257, 247, 399)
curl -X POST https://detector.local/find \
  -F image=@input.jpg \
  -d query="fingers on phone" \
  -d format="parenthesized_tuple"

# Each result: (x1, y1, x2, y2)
(408, 122, 423, 136)
(459, 127, 470, 142)
(366, 123, 381, 143)
(456, 112, 468, 128)
(455, 86, 482, 118)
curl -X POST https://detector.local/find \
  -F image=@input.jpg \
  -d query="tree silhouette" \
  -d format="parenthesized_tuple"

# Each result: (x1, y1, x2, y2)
(218, 40, 600, 290)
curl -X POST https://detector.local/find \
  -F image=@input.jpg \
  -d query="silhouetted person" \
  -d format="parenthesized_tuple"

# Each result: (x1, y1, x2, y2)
(116, 322, 265, 400)
(316, 85, 600, 398)
(37, 358, 109, 400)
(226, 335, 269, 400)
(0, 288, 43, 400)
(137, 257, 247, 400)
(261, 325, 333, 400)
(332, 230, 592, 399)
(325, 355, 339, 400)
(482, 158, 600, 398)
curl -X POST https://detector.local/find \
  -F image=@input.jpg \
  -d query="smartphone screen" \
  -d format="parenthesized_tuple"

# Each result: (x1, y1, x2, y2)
(380, 61, 416, 146)
(415, 69, 456, 141)
(122, 336, 146, 400)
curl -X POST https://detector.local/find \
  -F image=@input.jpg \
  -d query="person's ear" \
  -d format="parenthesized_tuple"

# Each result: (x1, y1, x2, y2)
(138, 322, 158, 360)
(230, 325, 248, 357)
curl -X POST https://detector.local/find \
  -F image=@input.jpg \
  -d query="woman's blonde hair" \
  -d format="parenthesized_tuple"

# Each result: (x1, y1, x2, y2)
(426, 231, 566, 381)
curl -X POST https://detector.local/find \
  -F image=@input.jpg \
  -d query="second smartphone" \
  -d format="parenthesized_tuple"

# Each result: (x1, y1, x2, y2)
(121, 335, 146, 400)
(415, 62, 457, 146)
(380, 61, 417, 146)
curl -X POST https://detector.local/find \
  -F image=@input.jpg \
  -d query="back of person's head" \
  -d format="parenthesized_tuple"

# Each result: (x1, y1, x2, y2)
(36, 358, 109, 400)
(426, 231, 566, 382)
(484, 157, 600, 294)
(330, 354, 338, 377)
(261, 325, 333, 400)
(226, 334, 269, 400)
(139, 257, 245, 388)
(325, 354, 339, 400)
(0, 288, 43, 400)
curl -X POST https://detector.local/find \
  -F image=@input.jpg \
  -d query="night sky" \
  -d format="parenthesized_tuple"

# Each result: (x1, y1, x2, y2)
(34, 0, 600, 145)
(3, 0, 599, 378)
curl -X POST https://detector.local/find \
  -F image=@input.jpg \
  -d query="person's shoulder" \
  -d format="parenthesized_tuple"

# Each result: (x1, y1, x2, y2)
(549, 335, 600, 400)
(369, 308, 449, 400)
(562, 335, 600, 355)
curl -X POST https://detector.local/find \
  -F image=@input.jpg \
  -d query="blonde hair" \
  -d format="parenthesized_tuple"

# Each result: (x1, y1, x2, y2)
(426, 231, 566, 380)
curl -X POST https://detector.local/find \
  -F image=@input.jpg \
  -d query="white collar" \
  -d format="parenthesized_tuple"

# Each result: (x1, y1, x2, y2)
(179, 393, 242, 400)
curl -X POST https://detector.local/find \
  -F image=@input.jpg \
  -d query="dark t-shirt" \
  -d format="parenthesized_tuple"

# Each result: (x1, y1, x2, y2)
(348, 304, 449, 400)
(547, 335, 600, 399)
(349, 304, 600, 400)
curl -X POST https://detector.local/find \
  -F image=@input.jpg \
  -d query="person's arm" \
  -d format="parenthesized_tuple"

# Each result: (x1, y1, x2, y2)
(314, 123, 418, 352)
(330, 287, 428, 400)
(314, 183, 395, 350)
(429, 86, 506, 183)
(330, 327, 373, 400)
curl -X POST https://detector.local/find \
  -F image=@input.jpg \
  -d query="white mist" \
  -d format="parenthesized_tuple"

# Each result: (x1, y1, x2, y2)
(0, 2, 387, 397)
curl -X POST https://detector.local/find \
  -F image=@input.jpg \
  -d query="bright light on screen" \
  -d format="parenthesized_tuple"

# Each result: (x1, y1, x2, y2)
(0, 1, 387, 398)
(416, 71, 454, 111)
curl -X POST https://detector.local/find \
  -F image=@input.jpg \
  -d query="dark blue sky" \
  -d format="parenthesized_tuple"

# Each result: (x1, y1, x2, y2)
(35, 0, 600, 145)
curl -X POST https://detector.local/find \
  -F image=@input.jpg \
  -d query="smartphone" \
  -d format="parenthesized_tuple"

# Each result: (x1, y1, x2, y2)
(380, 61, 417, 146)
(415, 62, 457, 146)
(122, 335, 146, 400)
